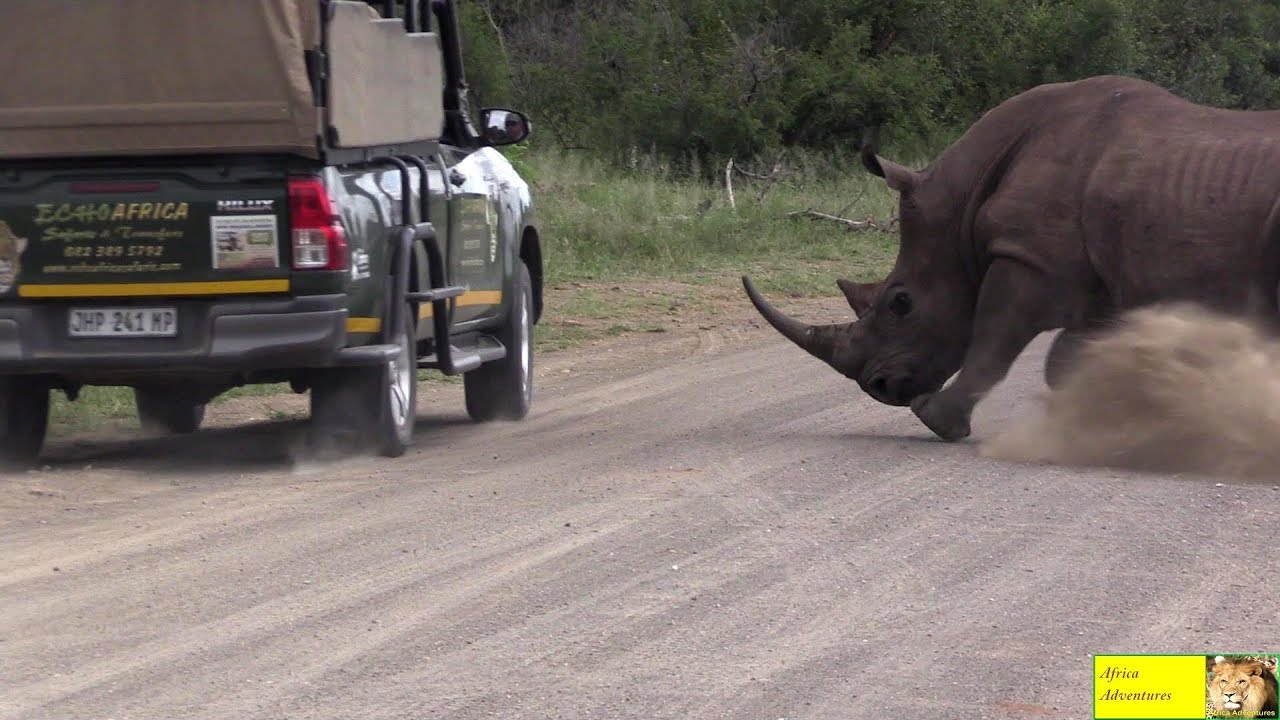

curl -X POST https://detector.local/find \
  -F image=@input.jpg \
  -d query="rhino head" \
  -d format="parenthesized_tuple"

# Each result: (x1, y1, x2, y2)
(743, 144, 978, 407)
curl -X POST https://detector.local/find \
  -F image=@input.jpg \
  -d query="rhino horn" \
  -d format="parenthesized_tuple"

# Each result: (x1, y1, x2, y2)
(742, 276, 856, 371)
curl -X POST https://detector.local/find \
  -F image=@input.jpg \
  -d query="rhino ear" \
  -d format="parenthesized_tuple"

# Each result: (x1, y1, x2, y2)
(837, 278, 884, 318)
(861, 150, 916, 193)
(859, 130, 915, 192)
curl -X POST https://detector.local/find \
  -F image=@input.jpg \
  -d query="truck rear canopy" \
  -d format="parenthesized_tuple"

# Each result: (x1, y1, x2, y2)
(0, 0, 445, 161)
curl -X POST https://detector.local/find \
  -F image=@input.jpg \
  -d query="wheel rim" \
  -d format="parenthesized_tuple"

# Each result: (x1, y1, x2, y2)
(388, 330, 413, 430)
(518, 289, 531, 399)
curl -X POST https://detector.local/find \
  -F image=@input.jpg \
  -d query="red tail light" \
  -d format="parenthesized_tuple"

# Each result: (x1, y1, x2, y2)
(288, 176, 348, 271)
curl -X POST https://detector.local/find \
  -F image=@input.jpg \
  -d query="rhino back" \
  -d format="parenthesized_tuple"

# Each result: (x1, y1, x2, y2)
(962, 75, 1280, 313)
(1079, 100, 1280, 310)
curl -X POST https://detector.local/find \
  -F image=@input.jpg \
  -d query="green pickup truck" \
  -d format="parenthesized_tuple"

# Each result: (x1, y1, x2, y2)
(0, 0, 542, 467)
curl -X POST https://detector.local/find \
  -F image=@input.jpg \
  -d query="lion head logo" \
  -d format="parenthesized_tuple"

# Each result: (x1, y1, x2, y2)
(0, 220, 27, 294)
(1208, 655, 1279, 718)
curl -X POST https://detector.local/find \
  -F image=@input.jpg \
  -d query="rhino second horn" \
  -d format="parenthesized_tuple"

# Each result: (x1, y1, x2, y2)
(741, 275, 853, 370)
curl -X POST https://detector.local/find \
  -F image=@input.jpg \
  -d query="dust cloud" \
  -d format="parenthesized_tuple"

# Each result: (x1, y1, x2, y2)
(982, 303, 1280, 479)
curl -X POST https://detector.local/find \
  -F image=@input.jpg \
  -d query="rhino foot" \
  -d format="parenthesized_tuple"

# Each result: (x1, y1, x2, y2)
(1044, 329, 1086, 390)
(910, 394, 972, 442)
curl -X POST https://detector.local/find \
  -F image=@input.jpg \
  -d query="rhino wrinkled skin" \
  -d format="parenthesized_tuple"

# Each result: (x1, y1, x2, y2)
(744, 75, 1280, 441)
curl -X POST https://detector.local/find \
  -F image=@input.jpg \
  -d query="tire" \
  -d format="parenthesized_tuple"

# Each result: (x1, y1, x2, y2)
(134, 388, 206, 435)
(464, 260, 534, 422)
(373, 302, 418, 457)
(309, 304, 417, 457)
(0, 376, 50, 470)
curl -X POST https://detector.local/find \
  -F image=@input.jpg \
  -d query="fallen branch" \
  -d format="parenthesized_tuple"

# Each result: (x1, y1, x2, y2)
(789, 209, 898, 231)
(835, 184, 870, 220)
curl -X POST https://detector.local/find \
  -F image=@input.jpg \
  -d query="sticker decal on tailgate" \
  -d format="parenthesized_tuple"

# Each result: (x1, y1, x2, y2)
(211, 215, 279, 270)
(22, 201, 189, 276)
(0, 220, 28, 294)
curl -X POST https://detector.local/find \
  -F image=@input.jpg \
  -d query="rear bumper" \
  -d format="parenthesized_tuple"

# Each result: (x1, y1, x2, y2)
(0, 294, 386, 375)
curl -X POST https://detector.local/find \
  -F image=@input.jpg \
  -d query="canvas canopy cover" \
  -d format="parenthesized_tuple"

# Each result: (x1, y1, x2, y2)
(0, 0, 446, 161)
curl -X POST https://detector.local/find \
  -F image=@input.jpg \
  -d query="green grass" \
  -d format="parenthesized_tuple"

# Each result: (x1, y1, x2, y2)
(536, 322, 594, 352)
(49, 382, 294, 430)
(49, 148, 906, 428)
(533, 147, 904, 293)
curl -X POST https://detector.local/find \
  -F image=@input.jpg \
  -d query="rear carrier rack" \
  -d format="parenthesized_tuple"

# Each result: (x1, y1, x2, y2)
(0, 0, 449, 166)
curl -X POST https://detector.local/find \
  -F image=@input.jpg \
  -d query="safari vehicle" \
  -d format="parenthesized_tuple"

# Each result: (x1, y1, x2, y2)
(0, 0, 543, 467)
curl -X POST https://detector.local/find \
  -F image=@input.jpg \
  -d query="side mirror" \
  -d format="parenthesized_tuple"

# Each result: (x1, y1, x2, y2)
(480, 108, 532, 147)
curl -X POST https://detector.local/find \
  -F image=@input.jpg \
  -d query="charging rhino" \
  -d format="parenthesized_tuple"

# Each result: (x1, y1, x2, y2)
(744, 74, 1280, 441)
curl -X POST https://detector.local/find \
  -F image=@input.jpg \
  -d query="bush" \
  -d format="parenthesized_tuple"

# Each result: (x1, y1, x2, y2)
(459, 0, 1280, 174)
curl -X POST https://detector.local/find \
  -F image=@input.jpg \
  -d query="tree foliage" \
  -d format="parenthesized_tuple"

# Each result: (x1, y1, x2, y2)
(458, 0, 1280, 174)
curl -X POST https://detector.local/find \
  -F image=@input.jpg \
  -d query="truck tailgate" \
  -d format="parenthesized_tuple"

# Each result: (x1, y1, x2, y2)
(0, 164, 290, 296)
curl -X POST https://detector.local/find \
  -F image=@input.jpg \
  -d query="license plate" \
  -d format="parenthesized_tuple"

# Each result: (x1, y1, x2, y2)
(68, 307, 177, 338)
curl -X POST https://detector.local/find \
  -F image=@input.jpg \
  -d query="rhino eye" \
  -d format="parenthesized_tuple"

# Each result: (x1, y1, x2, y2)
(888, 290, 912, 317)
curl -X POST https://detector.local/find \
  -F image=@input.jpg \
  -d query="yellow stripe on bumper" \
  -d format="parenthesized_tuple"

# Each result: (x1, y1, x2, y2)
(346, 317, 383, 334)
(348, 290, 503, 334)
(18, 279, 290, 298)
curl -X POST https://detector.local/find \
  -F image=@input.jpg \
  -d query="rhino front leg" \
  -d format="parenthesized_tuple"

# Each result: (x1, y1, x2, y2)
(911, 259, 1065, 441)
(1043, 328, 1087, 389)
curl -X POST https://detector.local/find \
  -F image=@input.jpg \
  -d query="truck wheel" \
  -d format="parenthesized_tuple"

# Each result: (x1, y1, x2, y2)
(465, 260, 533, 422)
(134, 388, 205, 434)
(374, 304, 418, 456)
(0, 376, 50, 470)
(309, 306, 417, 457)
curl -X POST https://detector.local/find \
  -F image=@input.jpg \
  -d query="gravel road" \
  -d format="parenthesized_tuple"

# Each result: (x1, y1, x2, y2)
(3, 301, 1278, 720)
